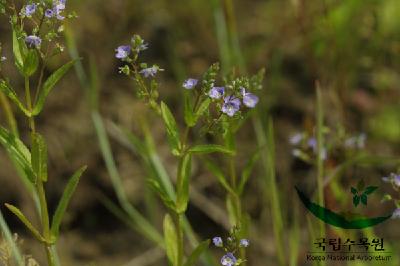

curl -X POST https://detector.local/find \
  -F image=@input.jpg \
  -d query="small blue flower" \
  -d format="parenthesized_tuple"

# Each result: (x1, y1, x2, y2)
(307, 138, 317, 151)
(239, 239, 250, 248)
(222, 95, 241, 117)
(392, 208, 400, 219)
(209, 87, 225, 99)
(140, 65, 162, 78)
(212, 237, 223, 247)
(115, 45, 131, 59)
(45, 9, 55, 18)
(289, 133, 303, 145)
(183, 78, 198, 89)
(241, 88, 258, 108)
(221, 253, 237, 266)
(25, 4, 37, 16)
(25, 35, 42, 48)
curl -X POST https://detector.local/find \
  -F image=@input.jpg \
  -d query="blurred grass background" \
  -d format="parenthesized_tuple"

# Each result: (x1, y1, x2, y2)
(1, 0, 400, 265)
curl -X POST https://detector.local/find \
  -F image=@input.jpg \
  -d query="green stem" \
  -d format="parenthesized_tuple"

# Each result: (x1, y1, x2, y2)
(25, 76, 54, 266)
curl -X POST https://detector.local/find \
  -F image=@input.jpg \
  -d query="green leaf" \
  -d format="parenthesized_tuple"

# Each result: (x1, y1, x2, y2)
(4, 204, 46, 243)
(51, 165, 86, 238)
(176, 153, 192, 214)
(203, 159, 235, 195)
(184, 92, 195, 127)
(163, 214, 178, 266)
(353, 195, 360, 207)
(160, 102, 181, 156)
(32, 59, 77, 116)
(23, 49, 39, 77)
(0, 80, 31, 116)
(188, 144, 234, 155)
(31, 133, 48, 182)
(194, 98, 210, 120)
(361, 194, 368, 205)
(0, 126, 35, 183)
(184, 239, 210, 266)
(364, 186, 378, 195)
(11, 22, 27, 72)
(238, 150, 260, 195)
(351, 187, 358, 195)
(147, 179, 176, 211)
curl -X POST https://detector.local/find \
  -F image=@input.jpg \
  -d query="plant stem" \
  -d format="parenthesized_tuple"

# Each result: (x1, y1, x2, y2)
(25, 76, 54, 266)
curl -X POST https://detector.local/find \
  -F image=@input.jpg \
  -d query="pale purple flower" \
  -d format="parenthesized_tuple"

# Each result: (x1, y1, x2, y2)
(308, 137, 317, 151)
(183, 78, 198, 89)
(221, 253, 237, 266)
(241, 88, 259, 108)
(140, 66, 161, 78)
(45, 9, 55, 18)
(25, 4, 37, 16)
(392, 208, 400, 219)
(213, 237, 223, 247)
(344, 133, 367, 149)
(209, 87, 225, 99)
(289, 133, 303, 145)
(0, 56, 6, 62)
(239, 239, 250, 247)
(115, 45, 131, 59)
(53, 0, 66, 20)
(222, 96, 241, 117)
(382, 173, 400, 188)
(394, 175, 400, 187)
(25, 35, 42, 48)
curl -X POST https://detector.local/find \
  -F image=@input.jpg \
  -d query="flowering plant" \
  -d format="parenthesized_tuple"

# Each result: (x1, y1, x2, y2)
(115, 34, 264, 265)
(0, 1, 84, 265)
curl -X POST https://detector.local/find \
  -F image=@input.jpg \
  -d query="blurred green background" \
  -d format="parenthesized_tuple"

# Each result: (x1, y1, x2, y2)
(1, 0, 400, 265)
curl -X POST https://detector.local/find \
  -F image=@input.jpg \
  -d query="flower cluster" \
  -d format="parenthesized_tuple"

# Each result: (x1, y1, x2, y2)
(182, 77, 259, 117)
(212, 229, 250, 266)
(1, 0, 77, 60)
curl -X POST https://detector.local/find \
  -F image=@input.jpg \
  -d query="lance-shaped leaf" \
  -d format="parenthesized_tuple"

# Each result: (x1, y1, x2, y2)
(188, 144, 234, 155)
(11, 21, 27, 72)
(160, 102, 181, 156)
(204, 159, 235, 195)
(194, 98, 210, 121)
(32, 59, 77, 116)
(23, 49, 39, 77)
(4, 204, 46, 243)
(176, 153, 192, 214)
(184, 239, 210, 266)
(163, 214, 178, 266)
(184, 92, 195, 127)
(0, 126, 35, 183)
(0, 80, 31, 117)
(50, 165, 86, 238)
(147, 179, 176, 211)
(31, 133, 48, 182)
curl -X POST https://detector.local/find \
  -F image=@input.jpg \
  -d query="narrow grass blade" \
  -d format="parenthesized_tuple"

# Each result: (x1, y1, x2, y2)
(184, 239, 210, 266)
(163, 214, 179, 266)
